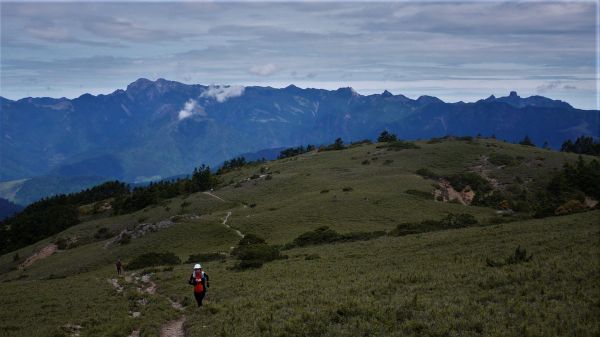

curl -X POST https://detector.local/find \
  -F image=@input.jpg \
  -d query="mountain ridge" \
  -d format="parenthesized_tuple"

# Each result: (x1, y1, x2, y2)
(1, 78, 598, 184)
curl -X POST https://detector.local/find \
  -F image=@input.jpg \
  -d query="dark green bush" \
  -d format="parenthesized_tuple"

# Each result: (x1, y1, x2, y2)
(127, 252, 181, 270)
(342, 187, 353, 192)
(230, 234, 284, 270)
(446, 172, 491, 193)
(389, 213, 478, 236)
(377, 131, 398, 143)
(288, 226, 341, 247)
(285, 226, 385, 249)
(186, 252, 227, 263)
(377, 141, 420, 151)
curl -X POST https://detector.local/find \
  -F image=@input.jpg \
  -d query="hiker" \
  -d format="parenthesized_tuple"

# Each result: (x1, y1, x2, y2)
(188, 263, 209, 307)
(116, 258, 122, 275)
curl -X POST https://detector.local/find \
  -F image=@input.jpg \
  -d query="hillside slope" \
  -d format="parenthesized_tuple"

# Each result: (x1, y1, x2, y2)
(0, 139, 598, 337)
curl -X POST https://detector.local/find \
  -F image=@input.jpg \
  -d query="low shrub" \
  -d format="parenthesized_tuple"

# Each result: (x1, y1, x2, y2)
(389, 213, 478, 236)
(377, 141, 420, 151)
(320, 189, 330, 194)
(186, 252, 227, 263)
(446, 172, 491, 194)
(361, 159, 370, 165)
(231, 234, 284, 270)
(127, 251, 181, 270)
(383, 159, 394, 165)
(342, 187, 353, 192)
(285, 226, 385, 249)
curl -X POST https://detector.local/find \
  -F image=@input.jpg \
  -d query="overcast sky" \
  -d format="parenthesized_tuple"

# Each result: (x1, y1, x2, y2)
(0, 1, 597, 109)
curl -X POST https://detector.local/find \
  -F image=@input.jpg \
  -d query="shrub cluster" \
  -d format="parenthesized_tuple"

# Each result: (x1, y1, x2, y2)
(389, 213, 478, 236)
(216, 156, 265, 175)
(278, 144, 316, 159)
(186, 252, 226, 264)
(319, 138, 346, 152)
(231, 234, 284, 270)
(376, 141, 420, 151)
(446, 173, 491, 194)
(284, 226, 385, 249)
(377, 131, 398, 143)
(127, 252, 181, 270)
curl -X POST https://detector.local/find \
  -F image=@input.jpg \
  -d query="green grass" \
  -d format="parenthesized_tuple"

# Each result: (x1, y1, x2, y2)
(0, 138, 598, 336)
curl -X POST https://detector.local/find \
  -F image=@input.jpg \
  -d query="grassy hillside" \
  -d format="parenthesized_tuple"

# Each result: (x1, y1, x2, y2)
(0, 138, 598, 337)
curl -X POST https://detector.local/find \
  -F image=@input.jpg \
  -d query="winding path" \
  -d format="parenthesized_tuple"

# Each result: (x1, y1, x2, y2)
(222, 211, 244, 238)
(160, 316, 186, 337)
(203, 191, 226, 202)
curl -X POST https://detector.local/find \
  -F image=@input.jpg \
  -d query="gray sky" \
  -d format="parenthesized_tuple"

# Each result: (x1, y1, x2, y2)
(1, 1, 597, 109)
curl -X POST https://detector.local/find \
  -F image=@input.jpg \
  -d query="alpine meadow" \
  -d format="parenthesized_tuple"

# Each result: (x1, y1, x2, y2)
(0, 1, 599, 337)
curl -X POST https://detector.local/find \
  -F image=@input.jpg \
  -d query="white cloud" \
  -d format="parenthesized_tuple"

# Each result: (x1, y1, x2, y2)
(178, 99, 204, 120)
(536, 80, 578, 93)
(200, 85, 244, 103)
(249, 63, 279, 76)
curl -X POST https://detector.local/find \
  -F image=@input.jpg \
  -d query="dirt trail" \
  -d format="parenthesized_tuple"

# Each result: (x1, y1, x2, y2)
(160, 316, 186, 337)
(19, 244, 58, 269)
(222, 211, 244, 238)
(107, 278, 124, 293)
(203, 191, 226, 202)
(140, 274, 157, 294)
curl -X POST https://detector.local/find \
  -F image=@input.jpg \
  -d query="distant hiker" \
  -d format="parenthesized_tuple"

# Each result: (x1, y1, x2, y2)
(116, 258, 122, 275)
(188, 263, 209, 307)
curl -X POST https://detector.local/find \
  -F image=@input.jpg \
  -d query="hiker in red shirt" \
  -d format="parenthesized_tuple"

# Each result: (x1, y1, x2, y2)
(188, 263, 209, 307)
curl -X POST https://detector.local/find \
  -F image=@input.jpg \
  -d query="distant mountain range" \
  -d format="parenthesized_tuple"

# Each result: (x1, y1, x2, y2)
(1, 78, 598, 202)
